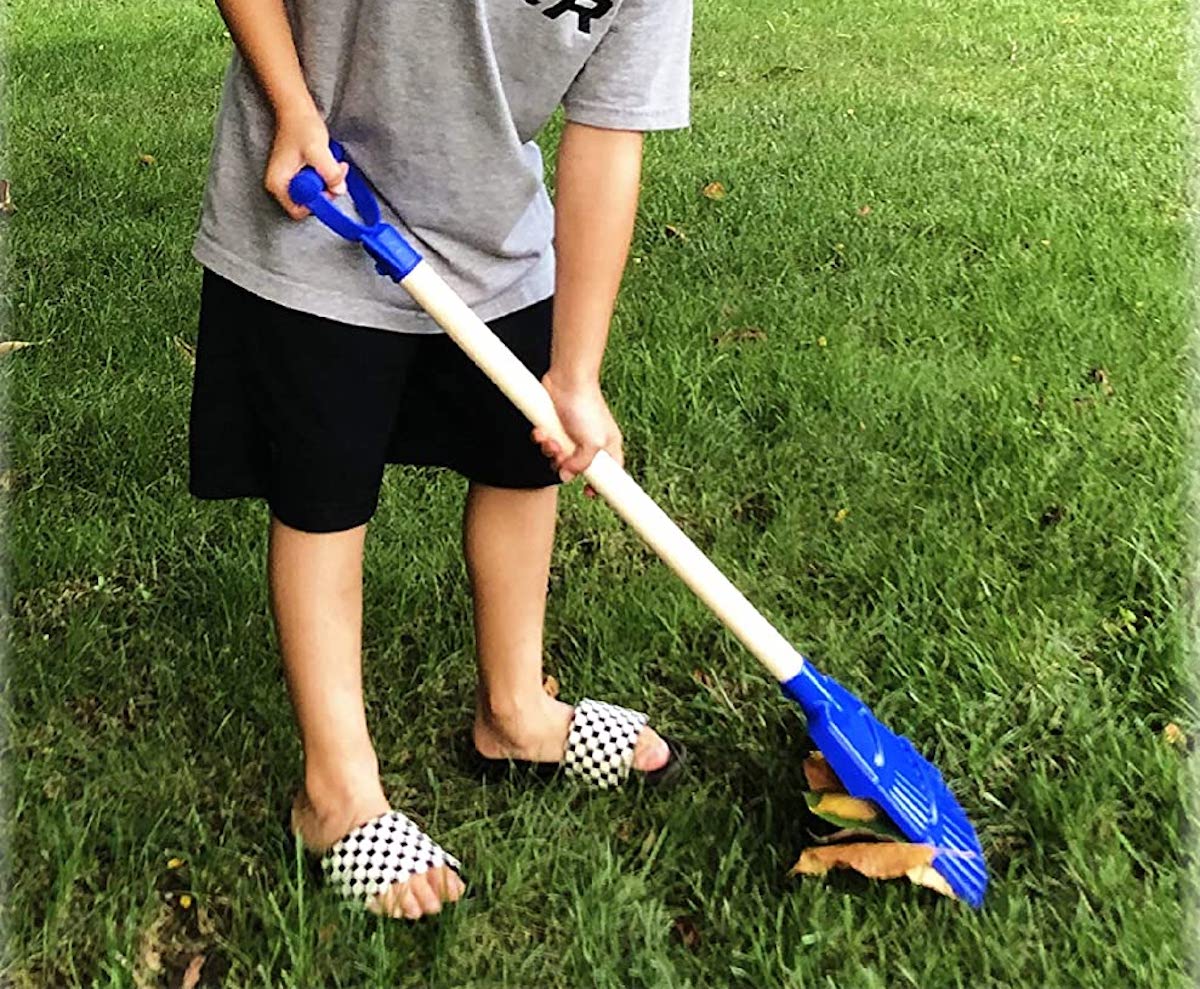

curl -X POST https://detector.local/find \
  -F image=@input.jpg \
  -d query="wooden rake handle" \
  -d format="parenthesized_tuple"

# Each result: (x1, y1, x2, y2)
(400, 261, 807, 684)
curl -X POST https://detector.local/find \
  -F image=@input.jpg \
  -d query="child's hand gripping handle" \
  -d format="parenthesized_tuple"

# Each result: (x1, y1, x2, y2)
(288, 146, 811, 687)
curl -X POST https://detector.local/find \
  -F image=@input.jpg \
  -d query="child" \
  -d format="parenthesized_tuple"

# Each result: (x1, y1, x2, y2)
(188, 0, 693, 920)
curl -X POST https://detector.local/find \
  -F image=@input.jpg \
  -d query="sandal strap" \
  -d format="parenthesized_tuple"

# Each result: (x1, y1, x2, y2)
(563, 697, 649, 789)
(320, 809, 462, 904)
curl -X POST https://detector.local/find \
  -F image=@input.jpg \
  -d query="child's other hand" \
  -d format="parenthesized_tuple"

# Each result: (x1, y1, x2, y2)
(533, 373, 624, 497)
(264, 107, 349, 220)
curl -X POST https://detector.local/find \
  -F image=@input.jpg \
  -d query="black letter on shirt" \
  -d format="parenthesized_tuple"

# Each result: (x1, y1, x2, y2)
(541, 0, 613, 34)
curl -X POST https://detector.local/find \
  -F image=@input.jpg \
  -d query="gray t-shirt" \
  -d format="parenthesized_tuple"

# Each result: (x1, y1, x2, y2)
(193, 0, 693, 334)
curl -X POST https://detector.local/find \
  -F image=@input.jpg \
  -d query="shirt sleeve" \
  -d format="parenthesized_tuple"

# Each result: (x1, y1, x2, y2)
(561, 0, 693, 131)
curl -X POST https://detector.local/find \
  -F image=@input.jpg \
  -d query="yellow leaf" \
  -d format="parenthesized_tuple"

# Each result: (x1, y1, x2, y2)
(810, 792, 877, 822)
(138, 153, 157, 167)
(701, 181, 727, 200)
(817, 335, 828, 347)
(664, 224, 687, 242)
(1164, 722, 1187, 748)
(173, 336, 196, 366)
(0, 340, 39, 356)
(833, 508, 849, 524)
(167, 857, 185, 869)
(178, 894, 193, 909)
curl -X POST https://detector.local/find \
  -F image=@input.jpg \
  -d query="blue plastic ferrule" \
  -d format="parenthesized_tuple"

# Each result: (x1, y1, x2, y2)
(779, 662, 837, 719)
(361, 224, 422, 283)
(286, 140, 423, 282)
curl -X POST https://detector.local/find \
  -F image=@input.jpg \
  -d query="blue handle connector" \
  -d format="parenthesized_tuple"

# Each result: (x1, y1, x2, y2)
(287, 141, 422, 282)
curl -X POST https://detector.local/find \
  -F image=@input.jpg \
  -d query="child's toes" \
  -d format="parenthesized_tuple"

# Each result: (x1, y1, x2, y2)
(399, 886, 422, 920)
(410, 873, 443, 915)
(631, 726, 671, 772)
(367, 884, 400, 917)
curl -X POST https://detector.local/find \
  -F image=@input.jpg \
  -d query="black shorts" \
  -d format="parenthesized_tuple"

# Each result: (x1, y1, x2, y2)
(188, 268, 561, 533)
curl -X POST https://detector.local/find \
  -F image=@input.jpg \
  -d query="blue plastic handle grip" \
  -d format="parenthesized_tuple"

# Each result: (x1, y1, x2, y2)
(286, 141, 423, 282)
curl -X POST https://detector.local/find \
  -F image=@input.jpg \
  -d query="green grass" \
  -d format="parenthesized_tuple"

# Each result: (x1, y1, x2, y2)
(2, 0, 1193, 985)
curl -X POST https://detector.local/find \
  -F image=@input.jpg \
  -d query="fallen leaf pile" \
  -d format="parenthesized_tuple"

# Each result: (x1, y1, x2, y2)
(789, 751, 958, 900)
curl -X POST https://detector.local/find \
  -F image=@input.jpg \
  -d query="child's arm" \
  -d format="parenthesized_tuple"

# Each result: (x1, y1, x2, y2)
(531, 0, 692, 484)
(213, 0, 347, 217)
(536, 122, 644, 482)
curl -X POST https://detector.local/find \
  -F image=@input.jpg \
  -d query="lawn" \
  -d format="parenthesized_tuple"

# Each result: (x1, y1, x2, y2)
(2, 0, 1194, 985)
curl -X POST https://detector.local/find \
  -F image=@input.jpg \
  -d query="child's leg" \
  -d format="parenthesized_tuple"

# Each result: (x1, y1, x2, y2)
(270, 514, 464, 918)
(464, 481, 669, 770)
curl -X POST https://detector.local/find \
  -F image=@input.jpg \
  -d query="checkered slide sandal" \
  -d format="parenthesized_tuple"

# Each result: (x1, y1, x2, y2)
(473, 697, 686, 789)
(316, 809, 463, 907)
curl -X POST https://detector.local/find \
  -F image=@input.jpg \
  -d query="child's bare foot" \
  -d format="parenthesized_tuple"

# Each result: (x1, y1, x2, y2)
(290, 786, 465, 919)
(473, 694, 671, 772)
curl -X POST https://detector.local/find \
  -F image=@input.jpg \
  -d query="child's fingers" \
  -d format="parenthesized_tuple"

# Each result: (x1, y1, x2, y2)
(311, 149, 349, 197)
(559, 444, 598, 478)
(265, 166, 312, 219)
(534, 434, 562, 461)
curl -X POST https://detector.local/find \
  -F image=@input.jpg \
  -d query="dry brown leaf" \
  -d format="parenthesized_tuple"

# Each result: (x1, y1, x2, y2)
(0, 179, 13, 214)
(181, 954, 205, 989)
(542, 675, 559, 699)
(318, 921, 338, 944)
(712, 327, 766, 346)
(138, 153, 157, 167)
(802, 751, 844, 793)
(791, 843, 964, 900)
(1040, 505, 1066, 528)
(856, 204, 872, 216)
(664, 224, 687, 242)
(0, 340, 39, 356)
(905, 863, 958, 898)
(810, 792, 879, 822)
(136, 944, 162, 989)
(1164, 722, 1187, 748)
(791, 840, 933, 879)
(173, 336, 196, 365)
(133, 905, 172, 989)
(671, 915, 701, 951)
(1089, 366, 1115, 396)
(701, 181, 727, 201)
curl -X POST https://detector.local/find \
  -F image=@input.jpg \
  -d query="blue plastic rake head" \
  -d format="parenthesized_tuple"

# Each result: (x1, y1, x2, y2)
(288, 142, 989, 909)
(784, 665, 987, 906)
